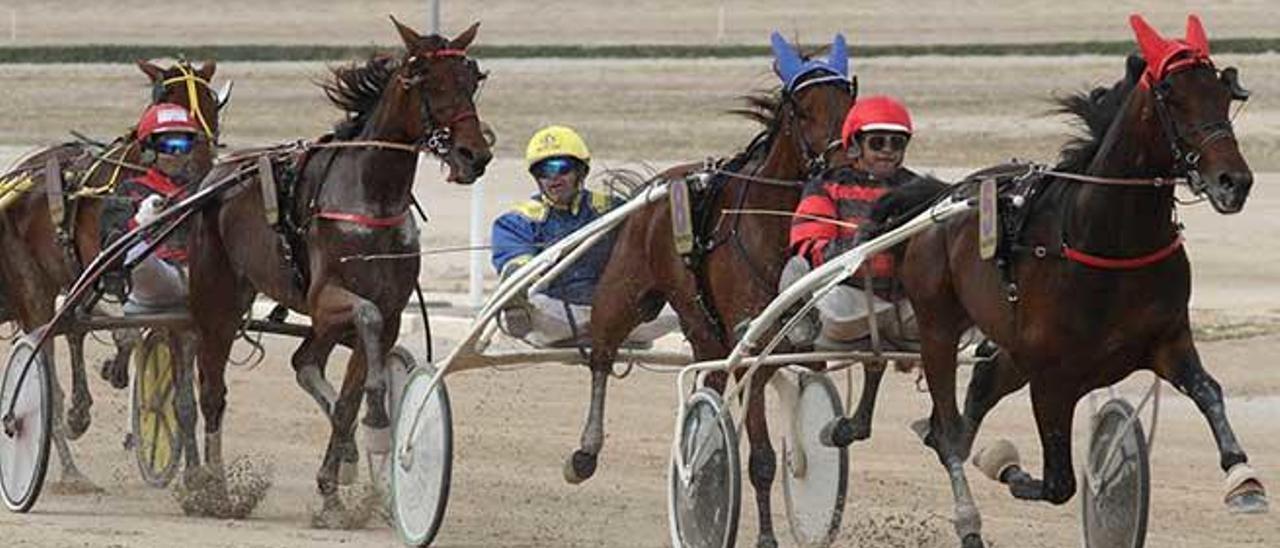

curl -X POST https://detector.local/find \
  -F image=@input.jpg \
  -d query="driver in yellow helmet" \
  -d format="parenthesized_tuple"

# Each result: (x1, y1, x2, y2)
(491, 125, 676, 346)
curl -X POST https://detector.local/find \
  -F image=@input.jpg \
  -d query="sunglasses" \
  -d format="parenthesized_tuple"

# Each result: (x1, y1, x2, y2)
(153, 134, 195, 156)
(532, 157, 578, 179)
(863, 134, 909, 153)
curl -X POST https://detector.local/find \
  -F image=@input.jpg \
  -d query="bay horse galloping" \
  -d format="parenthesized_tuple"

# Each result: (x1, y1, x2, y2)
(0, 59, 222, 488)
(186, 18, 490, 517)
(575, 34, 854, 547)
(886, 15, 1265, 547)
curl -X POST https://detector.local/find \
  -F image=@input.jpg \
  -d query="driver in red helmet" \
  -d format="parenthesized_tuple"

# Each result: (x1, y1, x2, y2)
(120, 102, 209, 313)
(782, 95, 928, 348)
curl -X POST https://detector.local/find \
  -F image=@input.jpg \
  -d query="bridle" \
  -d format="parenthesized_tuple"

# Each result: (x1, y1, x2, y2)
(396, 47, 482, 157)
(781, 72, 857, 178)
(1147, 60, 1239, 197)
(156, 61, 219, 143)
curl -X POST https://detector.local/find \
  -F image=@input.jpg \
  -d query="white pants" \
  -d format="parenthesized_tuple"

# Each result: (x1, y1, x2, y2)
(519, 293, 681, 348)
(125, 242, 187, 312)
(814, 285, 917, 347)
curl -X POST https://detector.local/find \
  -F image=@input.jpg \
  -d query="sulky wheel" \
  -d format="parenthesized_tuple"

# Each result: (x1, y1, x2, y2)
(782, 371, 848, 547)
(129, 330, 183, 488)
(1081, 398, 1150, 548)
(668, 387, 741, 548)
(0, 337, 52, 512)
(390, 363, 453, 547)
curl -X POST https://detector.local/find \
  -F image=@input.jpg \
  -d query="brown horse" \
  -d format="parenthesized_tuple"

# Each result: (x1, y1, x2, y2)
(881, 16, 1265, 547)
(0, 58, 221, 489)
(575, 35, 853, 547)
(186, 18, 490, 517)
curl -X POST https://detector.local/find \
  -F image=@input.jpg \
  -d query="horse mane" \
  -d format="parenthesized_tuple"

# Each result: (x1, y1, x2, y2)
(1053, 54, 1147, 173)
(321, 53, 401, 140)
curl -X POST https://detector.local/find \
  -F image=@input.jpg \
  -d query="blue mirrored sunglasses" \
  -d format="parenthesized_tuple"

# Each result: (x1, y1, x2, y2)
(532, 157, 577, 179)
(154, 134, 195, 155)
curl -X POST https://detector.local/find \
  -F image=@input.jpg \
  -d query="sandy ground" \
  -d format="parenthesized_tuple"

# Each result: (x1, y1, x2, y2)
(3, 1, 1276, 46)
(0, 301, 1277, 547)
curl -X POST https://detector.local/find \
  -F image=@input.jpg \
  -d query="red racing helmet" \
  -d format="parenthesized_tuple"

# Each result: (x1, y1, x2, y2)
(136, 103, 200, 142)
(841, 95, 913, 148)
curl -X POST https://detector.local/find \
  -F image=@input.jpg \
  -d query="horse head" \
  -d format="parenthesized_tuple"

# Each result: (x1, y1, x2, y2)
(768, 32, 857, 174)
(1131, 14, 1253, 214)
(136, 58, 225, 144)
(389, 17, 493, 184)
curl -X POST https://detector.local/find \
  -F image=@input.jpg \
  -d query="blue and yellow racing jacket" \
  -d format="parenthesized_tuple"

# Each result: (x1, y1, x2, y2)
(491, 189, 622, 305)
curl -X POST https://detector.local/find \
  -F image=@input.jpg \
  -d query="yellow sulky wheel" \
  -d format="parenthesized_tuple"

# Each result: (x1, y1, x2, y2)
(128, 330, 182, 488)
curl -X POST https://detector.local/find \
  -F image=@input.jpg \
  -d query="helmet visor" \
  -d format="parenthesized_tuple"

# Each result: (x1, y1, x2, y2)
(154, 134, 195, 155)
(531, 157, 577, 179)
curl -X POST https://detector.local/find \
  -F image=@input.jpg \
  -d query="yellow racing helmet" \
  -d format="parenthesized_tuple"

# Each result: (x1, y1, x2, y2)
(525, 125, 591, 171)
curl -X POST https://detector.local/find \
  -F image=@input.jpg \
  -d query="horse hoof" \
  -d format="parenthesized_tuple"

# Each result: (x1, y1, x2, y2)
(819, 417, 858, 448)
(972, 439, 1021, 482)
(909, 417, 933, 445)
(756, 535, 779, 548)
(99, 357, 130, 390)
(338, 460, 359, 486)
(1227, 490, 1269, 514)
(67, 406, 92, 441)
(563, 450, 598, 485)
(961, 533, 985, 548)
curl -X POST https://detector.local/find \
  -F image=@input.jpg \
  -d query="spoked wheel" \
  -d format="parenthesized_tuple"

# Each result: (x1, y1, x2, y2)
(1081, 398, 1150, 548)
(782, 372, 848, 548)
(668, 387, 740, 548)
(0, 337, 52, 512)
(129, 329, 182, 488)
(391, 363, 453, 547)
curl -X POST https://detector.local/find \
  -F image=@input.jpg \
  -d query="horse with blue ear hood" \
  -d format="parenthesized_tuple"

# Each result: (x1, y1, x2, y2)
(570, 31, 857, 548)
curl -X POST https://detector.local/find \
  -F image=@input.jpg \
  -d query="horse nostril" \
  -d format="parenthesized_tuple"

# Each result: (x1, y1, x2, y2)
(456, 146, 475, 162)
(1219, 171, 1253, 194)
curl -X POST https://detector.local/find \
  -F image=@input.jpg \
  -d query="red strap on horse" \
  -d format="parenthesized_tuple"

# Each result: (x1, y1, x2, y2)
(1062, 235, 1184, 270)
(315, 210, 407, 228)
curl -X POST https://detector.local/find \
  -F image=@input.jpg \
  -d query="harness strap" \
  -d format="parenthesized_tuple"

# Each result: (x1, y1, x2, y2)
(314, 210, 407, 228)
(1062, 235, 1184, 270)
(163, 65, 216, 141)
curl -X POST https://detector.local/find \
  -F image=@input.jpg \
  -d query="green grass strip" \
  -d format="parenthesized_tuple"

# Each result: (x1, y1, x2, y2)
(0, 38, 1276, 63)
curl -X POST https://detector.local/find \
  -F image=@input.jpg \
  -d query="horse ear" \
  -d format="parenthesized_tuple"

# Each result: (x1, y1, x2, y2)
(769, 31, 802, 82)
(1124, 53, 1148, 84)
(1185, 14, 1209, 57)
(451, 22, 480, 50)
(390, 15, 423, 48)
(136, 59, 164, 82)
(828, 33, 849, 77)
(196, 60, 216, 81)
(1129, 14, 1168, 68)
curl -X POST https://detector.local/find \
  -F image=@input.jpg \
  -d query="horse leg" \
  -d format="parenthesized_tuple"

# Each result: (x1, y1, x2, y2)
(910, 303, 984, 547)
(172, 330, 202, 471)
(64, 329, 93, 439)
(45, 344, 100, 492)
(101, 326, 141, 390)
(745, 368, 779, 548)
(962, 349, 1027, 438)
(984, 382, 1077, 505)
(1152, 329, 1268, 512)
(292, 332, 341, 417)
(305, 283, 376, 499)
(822, 361, 887, 447)
(565, 284, 656, 485)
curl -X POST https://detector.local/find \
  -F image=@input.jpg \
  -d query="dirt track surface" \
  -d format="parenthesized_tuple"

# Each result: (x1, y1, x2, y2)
(0, 316, 1278, 547)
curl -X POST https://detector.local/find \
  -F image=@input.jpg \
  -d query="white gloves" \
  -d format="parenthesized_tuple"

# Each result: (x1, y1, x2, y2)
(134, 194, 166, 226)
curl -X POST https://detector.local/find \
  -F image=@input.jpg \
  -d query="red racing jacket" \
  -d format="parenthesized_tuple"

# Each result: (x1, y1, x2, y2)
(788, 165, 920, 279)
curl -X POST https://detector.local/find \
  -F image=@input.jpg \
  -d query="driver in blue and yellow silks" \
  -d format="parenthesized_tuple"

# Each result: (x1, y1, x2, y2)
(490, 125, 676, 347)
